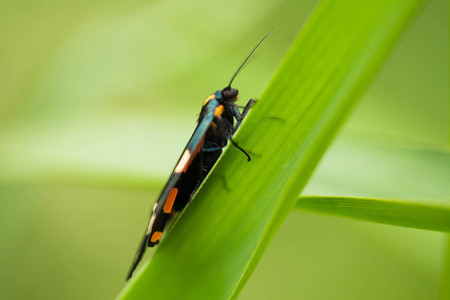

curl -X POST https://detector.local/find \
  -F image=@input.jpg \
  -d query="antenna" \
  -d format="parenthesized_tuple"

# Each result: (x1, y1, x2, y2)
(228, 28, 273, 87)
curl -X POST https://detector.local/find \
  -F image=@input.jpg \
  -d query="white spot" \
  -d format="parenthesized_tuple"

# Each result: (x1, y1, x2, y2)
(175, 150, 191, 173)
(146, 204, 158, 234)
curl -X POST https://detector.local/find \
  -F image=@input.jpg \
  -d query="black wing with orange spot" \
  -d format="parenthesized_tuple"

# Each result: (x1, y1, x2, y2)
(126, 96, 219, 280)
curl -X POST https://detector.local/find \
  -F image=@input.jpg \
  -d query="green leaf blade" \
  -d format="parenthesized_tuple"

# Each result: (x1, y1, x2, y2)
(295, 196, 450, 232)
(118, 0, 425, 299)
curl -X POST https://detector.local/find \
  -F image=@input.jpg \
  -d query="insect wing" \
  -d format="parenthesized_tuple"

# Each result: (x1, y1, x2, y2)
(151, 97, 218, 223)
(126, 97, 219, 280)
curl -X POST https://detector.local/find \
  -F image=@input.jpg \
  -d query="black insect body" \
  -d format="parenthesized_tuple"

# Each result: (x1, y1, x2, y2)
(127, 30, 271, 280)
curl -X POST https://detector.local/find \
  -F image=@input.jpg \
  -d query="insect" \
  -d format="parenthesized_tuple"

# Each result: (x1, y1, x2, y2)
(126, 30, 272, 280)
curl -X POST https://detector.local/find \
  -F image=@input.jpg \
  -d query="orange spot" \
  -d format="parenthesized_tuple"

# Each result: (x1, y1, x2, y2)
(163, 188, 178, 213)
(214, 105, 224, 117)
(151, 231, 163, 243)
(203, 94, 216, 106)
(192, 136, 205, 158)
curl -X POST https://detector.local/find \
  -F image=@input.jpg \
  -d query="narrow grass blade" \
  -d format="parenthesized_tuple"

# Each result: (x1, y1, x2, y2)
(119, 0, 425, 299)
(295, 196, 450, 232)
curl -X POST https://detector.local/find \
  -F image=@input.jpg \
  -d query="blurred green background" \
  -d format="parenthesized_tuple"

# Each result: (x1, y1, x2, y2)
(0, 0, 448, 299)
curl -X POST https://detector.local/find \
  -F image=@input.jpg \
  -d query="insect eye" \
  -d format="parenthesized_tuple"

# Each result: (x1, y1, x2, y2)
(223, 88, 238, 99)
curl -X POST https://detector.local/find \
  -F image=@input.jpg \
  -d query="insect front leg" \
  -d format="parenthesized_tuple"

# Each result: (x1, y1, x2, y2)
(233, 98, 256, 133)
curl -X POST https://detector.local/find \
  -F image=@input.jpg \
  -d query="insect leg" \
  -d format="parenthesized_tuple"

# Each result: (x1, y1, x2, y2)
(233, 98, 256, 133)
(227, 135, 251, 161)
